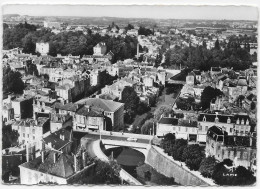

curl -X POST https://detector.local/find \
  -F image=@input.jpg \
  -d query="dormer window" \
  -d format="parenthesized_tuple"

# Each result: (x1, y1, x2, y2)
(203, 115, 206, 122)
(236, 118, 240, 125)
(215, 115, 219, 123)
(227, 117, 231, 124)
(241, 119, 245, 125)
(246, 119, 249, 125)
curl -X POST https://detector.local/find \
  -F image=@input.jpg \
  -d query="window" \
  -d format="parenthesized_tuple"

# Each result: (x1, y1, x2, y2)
(172, 127, 175, 131)
(185, 127, 188, 132)
(32, 129, 35, 134)
(230, 128, 233, 133)
(33, 136, 35, 140)
(23, 133, 25, 138)
(199, 125, 202, 130)
(178, 127, 181, 131)
(27, 134, 29, 138)
(205, 126, 208, 131)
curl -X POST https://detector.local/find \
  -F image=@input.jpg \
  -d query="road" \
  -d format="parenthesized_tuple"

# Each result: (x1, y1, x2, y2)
(73, 131, 151, 145)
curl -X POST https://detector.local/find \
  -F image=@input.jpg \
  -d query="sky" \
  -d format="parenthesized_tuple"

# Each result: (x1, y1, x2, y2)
(2, 5, 259, 21)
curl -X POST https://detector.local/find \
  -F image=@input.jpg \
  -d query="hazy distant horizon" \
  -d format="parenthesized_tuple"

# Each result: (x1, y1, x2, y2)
(2, 5, 259, 21)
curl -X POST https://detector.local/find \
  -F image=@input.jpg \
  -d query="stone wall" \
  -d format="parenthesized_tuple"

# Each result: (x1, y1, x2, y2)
(146, 146, 210, 186)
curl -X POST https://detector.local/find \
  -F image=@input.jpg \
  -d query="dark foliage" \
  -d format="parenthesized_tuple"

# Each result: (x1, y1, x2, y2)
(182, 144, 204, 171)
(3, 66, 24, 95)
(200, 86, 223, 110)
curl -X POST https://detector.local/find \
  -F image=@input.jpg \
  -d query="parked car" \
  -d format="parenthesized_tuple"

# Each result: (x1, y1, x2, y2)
(127, 137, 138, 142)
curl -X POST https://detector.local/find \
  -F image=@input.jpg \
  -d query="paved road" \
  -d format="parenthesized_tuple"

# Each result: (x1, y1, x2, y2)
(73, 131, 150, 144)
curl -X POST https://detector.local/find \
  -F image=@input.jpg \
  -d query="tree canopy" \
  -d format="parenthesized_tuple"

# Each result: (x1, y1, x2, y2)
(200, 86, 223, 110)
(3, 66, 24, 95)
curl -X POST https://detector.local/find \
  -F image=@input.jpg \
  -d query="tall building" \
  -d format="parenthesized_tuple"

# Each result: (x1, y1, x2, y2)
(35, 42, 49, 55)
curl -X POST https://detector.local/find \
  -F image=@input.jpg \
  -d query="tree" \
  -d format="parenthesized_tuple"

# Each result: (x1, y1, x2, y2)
(121, 86, 140, 113)
(2, 123, 19, 149)
(91, 160, 121, 184)
(141, 118, 156, 135)
(212, 160, 256, 186)
(154, 105, 173, 120)
(2, 66, 24, 95)
(136, 102, 150, 115)
(160, 133, 175, 155)
(182, 144, 204, 171)
(125, 23, 134, 31)
(171, 139, 188, 161)
(176, 97, 195, 110)
(200, 86, 223, 110)
(214, 39, 220, 50)
(199, 156, 217, 178)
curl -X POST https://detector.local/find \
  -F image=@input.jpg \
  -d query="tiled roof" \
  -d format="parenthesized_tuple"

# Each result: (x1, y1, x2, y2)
(158, 117, 178, 125)
(76, 106, 103, 117)
(53, 102, 79, 112)
(43, 127, 72, 150)
(207, 126, 227, 141)
(198, 113, 234, 123)
(20, 151, 75, 178)
(75, 98, 124, 112)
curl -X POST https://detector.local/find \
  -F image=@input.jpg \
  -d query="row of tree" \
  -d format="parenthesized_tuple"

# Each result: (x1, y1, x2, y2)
(160, 133, 204, 170)
(160, 133, 256, 185)
(3, 22, 139, 63)
(164, 39, 254, 71)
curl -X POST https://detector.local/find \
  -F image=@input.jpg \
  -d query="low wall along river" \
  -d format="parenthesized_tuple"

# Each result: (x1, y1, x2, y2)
(145, 146, 210, 186)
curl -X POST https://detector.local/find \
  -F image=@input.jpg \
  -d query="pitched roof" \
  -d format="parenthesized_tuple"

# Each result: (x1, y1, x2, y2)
(53, 102, 79, 112)
(158, 117, 178, 125)
(75, 98, 124, 112)
(198, 113, 234, 123)
(43, 127, 72, 150)
(76, 106, 103, 117)
(20, 151, 75, 178)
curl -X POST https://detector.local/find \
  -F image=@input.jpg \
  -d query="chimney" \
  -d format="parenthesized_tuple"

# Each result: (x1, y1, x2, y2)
(53, 153, 57, 163)
(74, 155, 78, 172)
(82, 152, 86, 167)
(41, 150, 45, 163)
(250, 136, 253, 147)
(31, 145, 36, 160)
(60, 134, 64, 140)
(26, 144, 30, 162)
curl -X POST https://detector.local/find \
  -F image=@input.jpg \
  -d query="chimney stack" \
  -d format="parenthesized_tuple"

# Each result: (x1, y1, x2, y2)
(26, 144, 30, 162)
(82, 152, 86, 167)
(53, 153, 57, 163)
(41, 150, 45, 163)
(74, 155, 78, 172)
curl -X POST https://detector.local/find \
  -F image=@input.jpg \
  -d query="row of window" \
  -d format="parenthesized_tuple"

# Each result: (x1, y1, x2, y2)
(22, 133, 35, 140)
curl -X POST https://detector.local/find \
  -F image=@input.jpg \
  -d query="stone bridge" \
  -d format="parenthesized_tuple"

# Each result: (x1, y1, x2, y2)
(101, 139, 151, 158)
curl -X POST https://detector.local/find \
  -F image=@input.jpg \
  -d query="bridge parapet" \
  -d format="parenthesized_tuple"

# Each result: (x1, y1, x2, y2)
(102, 139, 150, 149)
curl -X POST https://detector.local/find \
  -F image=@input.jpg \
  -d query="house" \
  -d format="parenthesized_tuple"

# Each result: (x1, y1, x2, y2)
(50, 113, 73, 132)
(52, 102, 80, 116)
(35, 42, 49, 55)
(197, 113, 235, 143)
(55, 77, 89, 102)
(19, 148, 95, 184)
(156, 116, 178, 137)
(233, 114, 251, 136)
(33, 94, 57, 119)
(43, 127, 73, 154)
(93, 42, 107, 56)
(12, 117, 50, 150)
(206, 126, 256, 174)
(2, 103, 14, 123)
(73, 105, 105, 132)
(156, 116, 198, 141)
(11, 95, 34, 120)
(75, 97, 124, 131)
(101, 78, 137, 100)
(127, 29, 138, 36)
